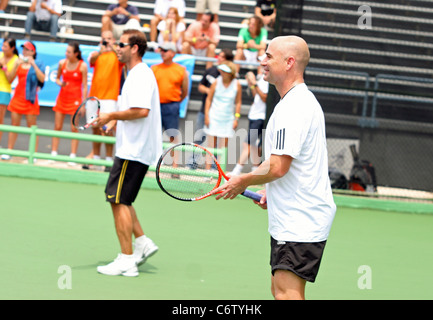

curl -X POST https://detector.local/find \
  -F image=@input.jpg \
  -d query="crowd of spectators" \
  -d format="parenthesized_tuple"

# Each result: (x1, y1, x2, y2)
(0, 0, 276, 174)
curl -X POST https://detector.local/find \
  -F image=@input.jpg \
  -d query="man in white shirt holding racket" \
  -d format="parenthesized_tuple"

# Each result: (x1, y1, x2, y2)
(95, 29, 163, 277)
(212, 36, 336, 299)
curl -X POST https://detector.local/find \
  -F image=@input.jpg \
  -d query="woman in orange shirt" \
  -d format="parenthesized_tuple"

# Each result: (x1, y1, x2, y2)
(2, 41, 45, 160)
(51, 41, 88, 163)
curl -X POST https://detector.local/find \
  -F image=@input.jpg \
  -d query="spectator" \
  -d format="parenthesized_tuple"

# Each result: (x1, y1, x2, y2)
(156, 7, 186, 53)
(1, 41, 45, 160)
(0, 37, 19, 147)
(25, 0, 63, 42)
(101, 0, 141, 40)
(195, 0, 221, 23)
(150, 0, 186, 47)
(0, 0, 9, 13)
(152, 42, 188, 147)
(204, 61, 242, 169)
(234, 15, 267, 73)
(182, 12, 220, 69)
(51, 41, 88, 164)
(86, 30, 123, 169)
(195, 48, 234, 145)
(229, 67, 269, 176)
(255, 0, 276, 29)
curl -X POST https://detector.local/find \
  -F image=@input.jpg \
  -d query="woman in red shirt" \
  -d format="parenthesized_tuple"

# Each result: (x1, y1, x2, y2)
(51, 41, 88, 163)
(2, 41, 45, 160)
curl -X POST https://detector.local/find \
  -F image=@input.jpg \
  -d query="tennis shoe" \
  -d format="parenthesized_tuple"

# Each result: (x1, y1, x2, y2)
(67, 153, 77, 166)
(133, 236, 159, 266)
(97, 254, 139, 277)
(1, 154, 11, 160)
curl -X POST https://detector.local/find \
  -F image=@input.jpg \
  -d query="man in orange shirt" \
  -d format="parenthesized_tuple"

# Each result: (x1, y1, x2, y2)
(87, 30, 124, 169)
(151, 42, 188, 145)
(181, 11, 220, 69)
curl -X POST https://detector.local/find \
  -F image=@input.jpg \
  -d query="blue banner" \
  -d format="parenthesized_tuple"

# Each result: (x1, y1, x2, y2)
(1, 40, 195, 118)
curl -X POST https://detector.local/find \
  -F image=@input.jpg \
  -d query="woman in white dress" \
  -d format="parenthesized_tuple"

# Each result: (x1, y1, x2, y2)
(204, 61, 242, 169)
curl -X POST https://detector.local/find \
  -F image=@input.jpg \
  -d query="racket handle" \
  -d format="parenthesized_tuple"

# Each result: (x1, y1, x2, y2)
(102, 125, 107, 131)
(241, 189, 264, 202)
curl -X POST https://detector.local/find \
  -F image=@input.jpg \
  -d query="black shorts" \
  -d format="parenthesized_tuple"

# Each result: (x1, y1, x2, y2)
(270, 237, 327, 283)
(245, 119, 264, 146)
(104, 157, 149, 205)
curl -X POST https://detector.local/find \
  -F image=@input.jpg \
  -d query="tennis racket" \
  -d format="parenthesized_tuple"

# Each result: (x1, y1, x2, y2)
(155, 142, 263, 202)
(72, 96, 106, 131)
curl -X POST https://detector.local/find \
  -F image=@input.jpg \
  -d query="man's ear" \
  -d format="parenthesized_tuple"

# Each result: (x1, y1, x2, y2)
(130, 43, 138, 55)
(286, 56, 295, 71)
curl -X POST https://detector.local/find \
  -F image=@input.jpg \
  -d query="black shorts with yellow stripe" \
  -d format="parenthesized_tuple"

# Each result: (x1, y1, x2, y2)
(105, 157, 149, 205)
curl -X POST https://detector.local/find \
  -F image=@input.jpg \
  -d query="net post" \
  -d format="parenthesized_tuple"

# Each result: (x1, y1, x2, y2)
(28, 125, 38, 165)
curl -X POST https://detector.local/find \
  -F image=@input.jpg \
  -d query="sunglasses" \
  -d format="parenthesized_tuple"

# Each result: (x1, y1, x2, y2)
(116, 42, 132, 48)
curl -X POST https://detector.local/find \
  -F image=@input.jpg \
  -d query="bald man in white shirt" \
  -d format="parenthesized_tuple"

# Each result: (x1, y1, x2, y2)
(212, 36, 336, 300)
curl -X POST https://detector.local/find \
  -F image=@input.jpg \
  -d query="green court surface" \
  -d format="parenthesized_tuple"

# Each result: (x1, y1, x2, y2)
(1, 175, 432, 300)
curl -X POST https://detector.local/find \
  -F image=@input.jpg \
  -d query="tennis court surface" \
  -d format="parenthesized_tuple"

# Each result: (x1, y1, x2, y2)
(1, 175, 432, 300)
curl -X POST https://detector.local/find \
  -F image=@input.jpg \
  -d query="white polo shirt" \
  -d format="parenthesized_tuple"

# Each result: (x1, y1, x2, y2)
(115, 63, 163, 166)
(265, 83, 336, 242)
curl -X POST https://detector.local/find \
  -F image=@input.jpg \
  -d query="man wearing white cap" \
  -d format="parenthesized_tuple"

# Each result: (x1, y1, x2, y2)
(151, 42, 189, 145)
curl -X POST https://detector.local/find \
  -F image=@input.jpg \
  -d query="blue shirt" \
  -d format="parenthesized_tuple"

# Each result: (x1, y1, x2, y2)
(108, 4, 139, 25)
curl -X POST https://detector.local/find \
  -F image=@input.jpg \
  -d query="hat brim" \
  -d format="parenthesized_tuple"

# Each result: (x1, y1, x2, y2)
(217, 64, 232, 74)
(21, 42, 36, 51)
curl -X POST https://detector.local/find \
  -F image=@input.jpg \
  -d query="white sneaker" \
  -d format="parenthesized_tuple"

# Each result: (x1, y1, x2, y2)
(1, 154, 11, 160)
(67, 153, 77, 166)
(97, 254, 139, 277)
(133, 236, 159, 266)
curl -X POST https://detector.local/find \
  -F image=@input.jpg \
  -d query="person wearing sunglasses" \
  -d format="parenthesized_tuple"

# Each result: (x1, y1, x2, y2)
(151, 42, 188, 157)
(84, 30, 124, 170)
(95, 29, 162, 277)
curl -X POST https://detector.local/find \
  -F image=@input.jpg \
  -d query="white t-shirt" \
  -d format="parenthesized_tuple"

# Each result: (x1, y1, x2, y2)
(115, 63, 163, 166)
(154, 0, 186, 17)
(265, 83, 336, 242)
(156, 20, 186, 52)
(35, 0, 62, 21)
(248, 75, 269, 120)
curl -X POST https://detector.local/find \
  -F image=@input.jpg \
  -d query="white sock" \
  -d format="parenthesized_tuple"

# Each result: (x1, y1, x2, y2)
(69, 153, 76, 158)
(121, 253, 134, 260)
(232, 164, 243, 174)
(93, 155, 101, 160)
(106, 156, 113, 162)
(51, 151, 58, 156)
(135, 235, 147, 245)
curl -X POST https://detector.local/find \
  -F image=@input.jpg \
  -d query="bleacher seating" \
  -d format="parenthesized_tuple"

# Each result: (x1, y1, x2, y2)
(1, 0, 260, 107)
(298, 0, 433, 124)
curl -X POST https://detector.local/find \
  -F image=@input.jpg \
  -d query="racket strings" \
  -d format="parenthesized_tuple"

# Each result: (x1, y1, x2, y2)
(73, 97, 100, 130)
(157, 145, 220, 200)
